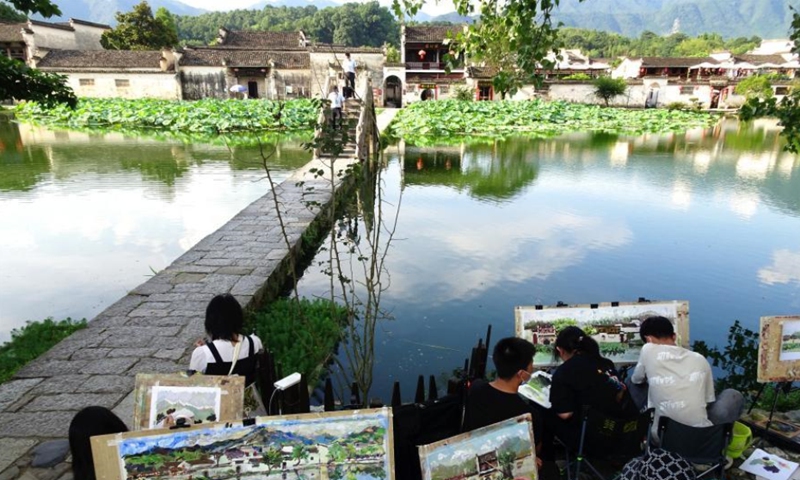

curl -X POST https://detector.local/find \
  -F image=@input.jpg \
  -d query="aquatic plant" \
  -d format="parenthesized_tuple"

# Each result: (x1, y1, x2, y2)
(14, 98, 318, 134)
(0, 317, 86, 383)
(388, 100, 718, 145)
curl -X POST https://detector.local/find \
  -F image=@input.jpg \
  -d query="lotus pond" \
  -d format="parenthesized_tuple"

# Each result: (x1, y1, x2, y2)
(4, 103, 800, 403)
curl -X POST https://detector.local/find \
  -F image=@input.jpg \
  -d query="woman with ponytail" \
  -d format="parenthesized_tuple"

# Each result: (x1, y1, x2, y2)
(540, 326, 637, 456)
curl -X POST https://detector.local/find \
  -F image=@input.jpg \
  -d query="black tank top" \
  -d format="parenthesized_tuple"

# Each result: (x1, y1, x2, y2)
(204, 335, 258, 386)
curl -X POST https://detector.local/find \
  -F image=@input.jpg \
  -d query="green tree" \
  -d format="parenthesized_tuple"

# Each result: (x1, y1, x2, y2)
(0, 0, 76, 107)
(101, 1, 178, 50)
(291, 444, 308, 466)
(384, 44, 400, 63)
(0, 55, 77, 107)
(735, 75, 774, 100)
(155, 7, 178, 42)
(593, 76, 627, 106)
(498, 450, 516, 479)
(262, 448, 283, 475)
(0, 1, 26, 21)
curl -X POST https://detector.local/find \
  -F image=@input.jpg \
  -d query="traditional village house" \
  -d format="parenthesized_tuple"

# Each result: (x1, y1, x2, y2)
(398, 24, 467, 104)
(541, 49, 611, 79)
(0, 18, 108, 64)
(32, 49, 180, 99)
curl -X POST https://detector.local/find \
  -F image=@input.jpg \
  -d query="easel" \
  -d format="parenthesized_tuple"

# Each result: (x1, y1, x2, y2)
(748, 381, 796, 447)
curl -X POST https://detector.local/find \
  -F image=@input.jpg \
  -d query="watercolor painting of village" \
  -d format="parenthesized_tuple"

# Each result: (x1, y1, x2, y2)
(515, 300, 689, 367)
(106, 408, 392, 480)
(418, 414, 537, 480)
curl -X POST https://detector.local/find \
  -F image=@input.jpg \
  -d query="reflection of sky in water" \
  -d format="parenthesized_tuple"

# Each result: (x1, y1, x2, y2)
(0, 123, 310, 342)
(299, 119, 800, 402)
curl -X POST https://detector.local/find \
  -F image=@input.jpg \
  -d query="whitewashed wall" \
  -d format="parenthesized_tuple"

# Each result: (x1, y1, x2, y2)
(70, 23, 106, 50)
(63, 72, 181, 99)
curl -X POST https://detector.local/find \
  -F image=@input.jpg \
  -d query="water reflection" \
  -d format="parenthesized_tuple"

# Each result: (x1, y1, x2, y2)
(759, 249, 800, 286)
(0, 120, 312, 342)
(402, 141, 539, 203)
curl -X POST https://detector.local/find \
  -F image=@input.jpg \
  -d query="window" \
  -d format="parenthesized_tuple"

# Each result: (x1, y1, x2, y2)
(115, 79, 130, 87)
(680, 86, 694, 95)
(775, 86, 789, 95)
(79, 78, 94, 86)
(438, 85, 450, 94)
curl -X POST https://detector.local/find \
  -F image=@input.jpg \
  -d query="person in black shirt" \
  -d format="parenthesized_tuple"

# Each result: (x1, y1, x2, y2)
(463, 337, 542, 469)
(543, 326, 637, 455)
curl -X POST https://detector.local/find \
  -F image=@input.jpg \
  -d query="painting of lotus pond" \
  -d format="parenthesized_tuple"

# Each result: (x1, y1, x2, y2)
(92, 408, 392, 480)
(515, 300, 689, 366)
(418, 414, 537, 480)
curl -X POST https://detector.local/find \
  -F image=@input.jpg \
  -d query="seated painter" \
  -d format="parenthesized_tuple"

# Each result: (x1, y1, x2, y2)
(628, 316, 744, 439)
(540, 326, 636, 457)
(463, 337, 543, 468)
(189, 293, 263, 386)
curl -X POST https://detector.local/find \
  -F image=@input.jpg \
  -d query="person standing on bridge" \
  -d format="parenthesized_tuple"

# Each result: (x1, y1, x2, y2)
(328, 85, 344, 130)
(343, 52, 356, 98)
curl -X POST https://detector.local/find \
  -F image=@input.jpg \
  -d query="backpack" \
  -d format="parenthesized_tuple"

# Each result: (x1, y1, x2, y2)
(619, 448, 697, 480)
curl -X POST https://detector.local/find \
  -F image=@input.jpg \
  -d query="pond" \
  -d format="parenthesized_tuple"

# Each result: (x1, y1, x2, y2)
(295, 117, 800, 402)
(0, 117, 312, 342)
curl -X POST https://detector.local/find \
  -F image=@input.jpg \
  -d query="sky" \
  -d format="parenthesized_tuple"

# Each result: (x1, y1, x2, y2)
(176, 0, 458, 17)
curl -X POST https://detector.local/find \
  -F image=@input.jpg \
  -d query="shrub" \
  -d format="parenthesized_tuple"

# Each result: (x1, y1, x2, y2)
(666, 101, 688, 111)
(247, 297, 348, 387)
(735, 75, 774, 100)
(0, 317, 86, 383)
(593, 76, 627, 106)
(453, 85, 474, 101)
(562, 73, 592, 81)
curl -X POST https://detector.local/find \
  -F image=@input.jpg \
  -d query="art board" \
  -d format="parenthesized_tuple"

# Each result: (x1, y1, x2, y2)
(518, 371, 552, 409)
(131, 373, 244, 431)
(758, 316, 800, 382)
(92, 407, 394, 480)
(418, 414, 537, 480)
(741, 409, 800, 452)
(515, 300, 689, 367)
(740, 448, 798, 480)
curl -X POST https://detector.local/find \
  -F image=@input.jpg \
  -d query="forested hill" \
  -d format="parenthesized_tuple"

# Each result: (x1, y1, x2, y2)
(174, 2, 398, 46)
(552, 0, 792, 39)
(29, 0, 204, 25)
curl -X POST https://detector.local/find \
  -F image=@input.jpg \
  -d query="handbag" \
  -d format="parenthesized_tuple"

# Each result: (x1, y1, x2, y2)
(228, 336, 267, 417)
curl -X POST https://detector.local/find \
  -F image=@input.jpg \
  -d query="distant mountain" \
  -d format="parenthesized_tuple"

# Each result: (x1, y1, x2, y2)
(33, 0, 206, 25)
(551, 0, 792, 39)
(428, 11, 474, 23)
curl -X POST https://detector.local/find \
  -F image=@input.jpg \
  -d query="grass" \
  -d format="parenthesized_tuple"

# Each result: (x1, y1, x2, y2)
(0, 317, 87, 383)
(246, 297, 347, 388)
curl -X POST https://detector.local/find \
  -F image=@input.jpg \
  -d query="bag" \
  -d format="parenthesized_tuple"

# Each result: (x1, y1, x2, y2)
(619, 448, 696, 480)
(228, 338, 267, 418)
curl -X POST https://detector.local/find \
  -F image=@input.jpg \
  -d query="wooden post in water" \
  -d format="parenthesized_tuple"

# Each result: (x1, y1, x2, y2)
(415, 375, 425, 404)
(428, 375, 438, 401)
(324, 378, 335, 411)
(391, 381, 402, 407)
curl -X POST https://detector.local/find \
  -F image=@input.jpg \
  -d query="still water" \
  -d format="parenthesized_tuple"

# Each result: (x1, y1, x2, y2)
(2, 115, 799, 404)
(296, 118, 800, 402)
(0, 119, 312, 342)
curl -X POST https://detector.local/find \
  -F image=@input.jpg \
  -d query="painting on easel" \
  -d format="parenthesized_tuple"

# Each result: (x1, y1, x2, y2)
(132, 373, 244, 431)
(418, 414, 537, 480)
(758, 315, 800, 382)
(91, 408, 394, 480)
(515, 300, 689, 367)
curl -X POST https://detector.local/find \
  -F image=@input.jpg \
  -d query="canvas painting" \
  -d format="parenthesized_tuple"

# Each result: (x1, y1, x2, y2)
(740, 448, 799, 480)
(515, 300, 689, 367)
(148, 386, 221, 429)
(758, 316, 800, 382)
(132, 373, 244, 431)
(518, 371, 552, 409)
(418, 414, 537, 480)
(91, 408, 393, 480)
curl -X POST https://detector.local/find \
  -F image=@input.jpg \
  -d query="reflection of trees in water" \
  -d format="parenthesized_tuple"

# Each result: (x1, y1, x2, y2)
(0, 119, 51, 192)
(403, 141, 540, 202)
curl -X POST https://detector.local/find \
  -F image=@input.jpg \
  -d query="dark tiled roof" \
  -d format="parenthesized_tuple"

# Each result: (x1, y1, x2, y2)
(735, 54, 790, 65)
(406, 74, 466, 84)
(180, 48, 309, 69)
(308, 44, 383, 54)
(405, 25, 464, 43)
(640, 57, 716, 68)
(29, 19, 74, 31)
(70, 18, 111, 29)
(37, 49, 166, 69)
(217, 28, 303, 49)
(466, 65, 498, 79)
(0, 22, 25, 42)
